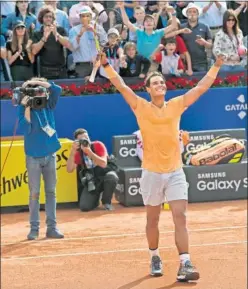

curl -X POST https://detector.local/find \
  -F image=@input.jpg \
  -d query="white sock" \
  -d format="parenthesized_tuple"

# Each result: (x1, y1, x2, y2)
(180, 253, 190, 265)
(149, 248, 159, 259)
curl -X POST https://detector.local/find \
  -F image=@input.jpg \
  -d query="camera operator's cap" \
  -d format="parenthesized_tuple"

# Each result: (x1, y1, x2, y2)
(14, 21, 26, 29)
(107, 28, 120, 37)
(78, 6, 95, 18)
(182, 3, 202, 17)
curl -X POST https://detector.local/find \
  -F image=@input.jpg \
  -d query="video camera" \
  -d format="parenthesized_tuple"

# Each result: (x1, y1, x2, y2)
(12, 86, 48, 109)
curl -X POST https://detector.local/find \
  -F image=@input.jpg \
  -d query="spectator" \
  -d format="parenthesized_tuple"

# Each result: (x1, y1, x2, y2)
(66, 128, 119, 212)
(153, 38, 185, 76)
(59, 1, 78, 14)
(195, 1, 226, 38)
(29, 0, 44, 15)
(145, 1, 159, 15)
(129, 5, 145, 43)
(69, 0, 107, 27)
(154, 1, 171, 29)
(213, 9, 247, 72)
(124, 0, 138, 21)
(118, 1, 178, 71)
(32, 6, 71, 79)
(69, 6, 107, 79)
(174, 1, 189, 24)
(180, 3, 212, 72)
(36, 0, 70, 34)
(6, 21, 34, 81)
(228, 1, 248, 38)
(99, 28, 125, 78)
(2, 0, 36, 39)
(1, 1, 15, 19)
(0, 35, 7, 81)
(114, 24, 129, 48)
(120, 41, 151, 78)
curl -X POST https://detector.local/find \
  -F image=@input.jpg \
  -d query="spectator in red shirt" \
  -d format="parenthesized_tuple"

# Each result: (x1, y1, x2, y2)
(152, 38, 185, 76)
(67, 128, 118, 212)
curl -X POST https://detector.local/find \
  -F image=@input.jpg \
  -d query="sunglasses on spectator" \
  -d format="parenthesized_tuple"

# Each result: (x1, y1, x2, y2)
(16, 26, 25, 30)
(227, 18, 235, 22)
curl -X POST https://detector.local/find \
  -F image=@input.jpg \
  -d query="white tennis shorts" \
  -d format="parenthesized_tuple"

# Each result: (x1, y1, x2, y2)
(139, 168, 188, 206)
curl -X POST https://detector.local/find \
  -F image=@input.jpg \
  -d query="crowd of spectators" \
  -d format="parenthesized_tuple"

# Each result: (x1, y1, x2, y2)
(0, 0, 247, 83)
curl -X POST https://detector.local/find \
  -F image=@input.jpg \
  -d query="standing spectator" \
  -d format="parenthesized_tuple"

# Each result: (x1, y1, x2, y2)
(59, 1, 78, 14)
(29, 0, 44, 15)
(69, 6, 107, 78)
(118, 1, 178, 71)
(32, 6, 71, 79)
(213, 9, 247, 72)
(195, 1, 226, 38)
(145, 1, 159, 15)
(36, 0, 70, 34)
(120, 41, 151, 78)
(124, 0, 138, 21)
(2, 0, 36, 39)
(0, 35, 7, 81)
(114, 24, 129, 48)
(174, 1, 189, 24)
(69, 0, 107, 27)
(6, 21, 34, 81)
(228, 1, 248, 37)
(181, 3, 212, 72)
(129, 5, 145, 43)
(0, 1, 15, 19)
(154, 1, 171, 29)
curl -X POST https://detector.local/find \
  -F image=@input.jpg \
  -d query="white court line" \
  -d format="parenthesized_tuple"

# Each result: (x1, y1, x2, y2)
(1, 225, 246, 246)
(2, 240, 247, 262)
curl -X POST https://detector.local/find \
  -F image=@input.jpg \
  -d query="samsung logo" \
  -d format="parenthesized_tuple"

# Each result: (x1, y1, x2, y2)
(197, 172, 226, 179)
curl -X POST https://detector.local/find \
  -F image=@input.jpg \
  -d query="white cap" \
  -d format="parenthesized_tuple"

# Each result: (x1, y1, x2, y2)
(78, 6, 95, 18)
(107, 28, 120, 37)
(182, 3, 202, 18)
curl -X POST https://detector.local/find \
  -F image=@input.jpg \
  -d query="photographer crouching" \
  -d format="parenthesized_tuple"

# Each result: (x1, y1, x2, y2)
(67, 129, 119, 212)
(14, 77, 64, 240)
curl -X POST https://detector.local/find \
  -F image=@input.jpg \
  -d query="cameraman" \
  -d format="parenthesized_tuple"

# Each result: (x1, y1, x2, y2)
(18, 77, 64, 240)
(67, 128, 118, 212)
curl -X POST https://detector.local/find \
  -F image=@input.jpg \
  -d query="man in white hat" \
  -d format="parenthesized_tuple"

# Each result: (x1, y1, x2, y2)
(181, 3, 213, 72)
(69, 6, 107, 78)
(69, 0, 107, 27)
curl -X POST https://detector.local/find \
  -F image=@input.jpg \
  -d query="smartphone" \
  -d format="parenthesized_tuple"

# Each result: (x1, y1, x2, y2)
(196, 35, 202, 39)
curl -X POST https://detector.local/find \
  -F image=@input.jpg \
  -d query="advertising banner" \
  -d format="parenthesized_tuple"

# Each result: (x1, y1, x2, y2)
(0, 138, 78, 207)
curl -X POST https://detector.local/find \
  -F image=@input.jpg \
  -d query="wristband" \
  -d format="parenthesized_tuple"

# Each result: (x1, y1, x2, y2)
(207, 65, 220, 79)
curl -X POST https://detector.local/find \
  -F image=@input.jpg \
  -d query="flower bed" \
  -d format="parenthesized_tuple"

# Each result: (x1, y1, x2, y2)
(0, 73, 247, 99)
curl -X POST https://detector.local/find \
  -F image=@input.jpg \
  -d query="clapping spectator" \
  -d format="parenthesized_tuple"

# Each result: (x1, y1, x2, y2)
(195, 0, 226, 38)
(120, 41, 150, 78)
(180, 3, 212, 72)
(99, 28, 125, 78)
(32, 6, 71, 79)
(2, 0, 36, 39)
(6, 21, 34, 81)
(36, 0, 70, 34)
(213, 9, 247, 72)
(152, 38, 184, 76)
(69, 6, 107, 78)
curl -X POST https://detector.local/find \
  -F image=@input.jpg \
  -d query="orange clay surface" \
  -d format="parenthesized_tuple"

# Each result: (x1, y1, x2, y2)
(1, 200, 247, 289)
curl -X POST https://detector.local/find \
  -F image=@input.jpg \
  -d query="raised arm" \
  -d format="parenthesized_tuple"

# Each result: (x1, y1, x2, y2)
(162, 6, 178, 35)
(118, 1, 137, 32)
(183, 55, 224, 107)
(99, 52, 138, 109)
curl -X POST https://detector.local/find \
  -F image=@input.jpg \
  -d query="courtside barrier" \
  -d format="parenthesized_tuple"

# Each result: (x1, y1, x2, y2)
(113, 129, 247, 207)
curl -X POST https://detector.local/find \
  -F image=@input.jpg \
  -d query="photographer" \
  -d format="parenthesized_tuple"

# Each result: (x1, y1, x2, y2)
(67, 129, 118, 212)
(17, 77, 64, 240)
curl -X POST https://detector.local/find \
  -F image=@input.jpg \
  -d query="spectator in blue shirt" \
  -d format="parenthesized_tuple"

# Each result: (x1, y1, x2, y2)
(35, 0, 70, 34)
(18, 77, 64, 241)
(1, 0, 36, 38)
(0, 35, 7, 81)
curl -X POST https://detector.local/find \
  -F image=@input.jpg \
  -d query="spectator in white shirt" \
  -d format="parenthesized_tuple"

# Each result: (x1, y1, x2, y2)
(69, 6, 107, 78)
(195, 1, 226, 37)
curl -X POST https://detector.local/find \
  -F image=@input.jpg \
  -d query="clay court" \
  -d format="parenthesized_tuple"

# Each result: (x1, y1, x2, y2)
(1, 199, 247, 289)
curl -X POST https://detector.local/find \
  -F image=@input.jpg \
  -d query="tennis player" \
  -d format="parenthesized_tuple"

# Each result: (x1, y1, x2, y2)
(98, 52, 224, 282)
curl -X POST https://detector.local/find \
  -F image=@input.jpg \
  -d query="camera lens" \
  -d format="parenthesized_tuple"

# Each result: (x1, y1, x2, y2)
(35, 99, 42, 105)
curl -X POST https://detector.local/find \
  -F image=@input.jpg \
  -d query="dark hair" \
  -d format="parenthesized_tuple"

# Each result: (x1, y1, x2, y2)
(15, 0, 31, 17)
(22, 77, 48, 88)
(143, 14, 155, 25)
(38, 5, 55, 24)
(164, 37, 176, 45)
(145, 71, 165, 87)
(223, 9, 240, 35)
(74, 128, 88, 139)
(11, 25, 29, 52)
